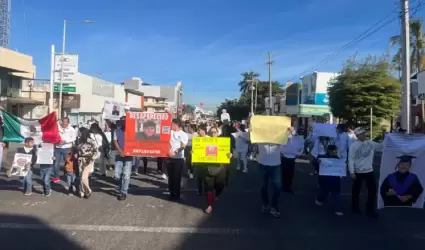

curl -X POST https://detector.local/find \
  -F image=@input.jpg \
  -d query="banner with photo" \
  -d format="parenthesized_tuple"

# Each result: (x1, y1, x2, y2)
(10, 153, 33, 177)
(192, 137, 231, 164)
(103, 100, 129, 121)
(124, 112, 172, 157)
(378, 133, 425, 209)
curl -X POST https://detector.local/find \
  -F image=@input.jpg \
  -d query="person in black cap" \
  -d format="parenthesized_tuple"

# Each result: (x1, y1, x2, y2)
(379, 155, 423, 207)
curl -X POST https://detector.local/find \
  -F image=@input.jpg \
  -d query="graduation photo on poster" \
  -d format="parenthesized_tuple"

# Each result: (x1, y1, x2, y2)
(378, 133, 425, 209)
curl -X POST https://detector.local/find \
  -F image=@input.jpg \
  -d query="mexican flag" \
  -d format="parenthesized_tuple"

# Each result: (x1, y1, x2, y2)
(1, 111, 61, 144)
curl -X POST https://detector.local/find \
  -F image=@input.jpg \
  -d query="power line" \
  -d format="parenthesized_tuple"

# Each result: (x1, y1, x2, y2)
(288, 6, 407, 82)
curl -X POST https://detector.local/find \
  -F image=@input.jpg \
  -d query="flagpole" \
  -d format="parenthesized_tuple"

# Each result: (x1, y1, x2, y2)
(49, 44, 55, 113)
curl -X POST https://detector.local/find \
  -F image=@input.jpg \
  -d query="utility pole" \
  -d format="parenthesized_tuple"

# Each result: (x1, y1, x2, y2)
(267, 52, 274, 115)
(400, 0, 411, 133)
(247, 76, 256, 115)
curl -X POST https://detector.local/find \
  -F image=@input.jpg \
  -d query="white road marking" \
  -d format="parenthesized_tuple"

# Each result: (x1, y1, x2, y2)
(0, 223, 254, 235)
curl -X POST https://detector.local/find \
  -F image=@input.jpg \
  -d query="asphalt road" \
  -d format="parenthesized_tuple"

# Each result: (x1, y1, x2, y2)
(0, 146, 423, 250)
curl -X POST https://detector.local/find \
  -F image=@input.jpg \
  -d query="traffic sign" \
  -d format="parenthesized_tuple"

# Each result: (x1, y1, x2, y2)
(53, 85, 76, 93)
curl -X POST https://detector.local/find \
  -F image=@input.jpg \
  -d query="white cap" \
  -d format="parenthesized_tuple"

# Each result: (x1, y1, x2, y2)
(354, 127, 366, 135)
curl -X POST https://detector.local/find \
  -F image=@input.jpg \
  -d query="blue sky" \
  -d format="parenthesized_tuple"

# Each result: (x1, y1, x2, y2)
(9, 0, 425, 110)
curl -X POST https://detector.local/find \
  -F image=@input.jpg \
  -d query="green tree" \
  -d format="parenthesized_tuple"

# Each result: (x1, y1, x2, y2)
(239, 81, 285, 114)
(390, 18, 425, 74)
(327, 55, 401, 136)
(238, 71, 260, 94)
(216, 99, 250, 121)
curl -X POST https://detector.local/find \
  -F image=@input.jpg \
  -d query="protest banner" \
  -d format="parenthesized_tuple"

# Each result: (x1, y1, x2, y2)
(124, 112, 172, 157)
(103, 100, 129, 121)
(36, 143, 54, 165)
(250, 115, 291, 144)
(10, 153, 33, 177)
(378, 133, 425, 209)
(313, 123, 337, 138)
(192, 137, 231, 164)
(318, 158, 347, 177)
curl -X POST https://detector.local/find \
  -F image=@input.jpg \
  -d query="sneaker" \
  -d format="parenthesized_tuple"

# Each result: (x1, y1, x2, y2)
(24, 191, 32, 196)
(52, 177, 60, 183)
(132, 172, 138, 176)
(204, 206, 213, 214)
(160, 173, 167, 180)
(44, 190, 52, 197)
(118, 194, 127, 201)
(334, 211, 344, 216)
(236, 166, 241, 171)
(188, 173, 194, 179)
(269, 208, 281, 218)
(261, 206, 270, 213)
(242, 169, 248, 173)
(315, 199, 323, 206)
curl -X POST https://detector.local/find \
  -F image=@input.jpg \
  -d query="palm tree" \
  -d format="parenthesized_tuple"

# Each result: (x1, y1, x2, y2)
(238, 71, 259, 94)
(390, 18, 425, 74)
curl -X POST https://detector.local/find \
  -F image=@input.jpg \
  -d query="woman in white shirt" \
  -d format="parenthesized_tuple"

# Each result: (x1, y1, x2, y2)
(89, 123, 110, 176)
(185, 124, 198, 179)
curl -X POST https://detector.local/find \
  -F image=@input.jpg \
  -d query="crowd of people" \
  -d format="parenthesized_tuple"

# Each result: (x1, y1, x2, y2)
(0, 113, 389, 219)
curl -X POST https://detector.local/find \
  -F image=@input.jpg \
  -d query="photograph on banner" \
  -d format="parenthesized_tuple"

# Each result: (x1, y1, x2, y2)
(124, 112, 172, 157)
(318, 158, 347, 177)
(103, 100, 129, 121)
(313, 123, 337, 138)
(250, 115, 291, 144)
(36, 143, 54, 165)
(10, 153, 33, 177)
(378, 133, 425, 209)
(192, 137, 231, 164)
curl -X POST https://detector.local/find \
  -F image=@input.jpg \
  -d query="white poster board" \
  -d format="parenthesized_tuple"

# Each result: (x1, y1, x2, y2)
(313, 123, 337, 138)
(10, 153, 33, 177)
(319, 158, 346, 177)
(221, 113, 230, 122)
(103, 100, 129, 121)
(282, 135, 304, 156)
(36, 143, 54, 165)
(377, 133, 425, 209)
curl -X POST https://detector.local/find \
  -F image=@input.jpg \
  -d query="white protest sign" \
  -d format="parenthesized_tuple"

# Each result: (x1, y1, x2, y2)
(36, 143, 54, 165)
(377, 133, 425, 209)
(319, 158, 346, 177)
(103, 100, 129, 121)
(221, 113, 230, 122)
(313, 123, 337, 138)
(282, 135, 304, 156)
(11, 153, 33, 177)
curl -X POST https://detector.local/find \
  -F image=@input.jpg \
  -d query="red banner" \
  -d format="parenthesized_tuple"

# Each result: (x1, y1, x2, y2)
(124, 112, 172, 157)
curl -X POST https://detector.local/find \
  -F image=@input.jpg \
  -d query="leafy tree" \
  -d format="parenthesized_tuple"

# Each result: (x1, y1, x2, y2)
(328, 55, 401, 137)
(390, 18, 425, 74)
(239, 81, 285, 114)
(238, 71, 260, 94)
(216, 99, 250, 121)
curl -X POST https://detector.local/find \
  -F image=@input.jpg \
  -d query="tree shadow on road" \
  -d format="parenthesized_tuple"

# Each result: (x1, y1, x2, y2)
(0, 213, 87, 250)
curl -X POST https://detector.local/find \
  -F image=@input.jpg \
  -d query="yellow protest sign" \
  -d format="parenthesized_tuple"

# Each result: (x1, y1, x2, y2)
(192, 137, 231, 164)
(250, 115, 291, 144)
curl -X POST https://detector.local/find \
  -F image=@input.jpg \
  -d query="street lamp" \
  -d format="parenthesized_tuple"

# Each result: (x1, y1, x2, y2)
(58, 19, 94, 119)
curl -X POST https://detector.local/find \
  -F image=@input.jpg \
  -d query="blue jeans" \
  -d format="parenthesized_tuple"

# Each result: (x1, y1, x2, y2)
(22, 170, 33, 193)
(316, 176, 341, 212)
(66, 172, 77, 190)
(39, 166, 53, 193)
(53, 148, 69, 178)
(115, 161, 132, 195)
(259, 164, 281, 209)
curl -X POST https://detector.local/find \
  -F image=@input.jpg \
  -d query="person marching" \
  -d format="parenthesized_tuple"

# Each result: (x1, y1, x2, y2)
(233, 124, 250, 173)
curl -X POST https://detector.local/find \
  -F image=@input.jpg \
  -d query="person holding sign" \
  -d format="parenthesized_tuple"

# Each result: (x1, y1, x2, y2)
(202, 126, 232, 214)
(379, 155, 424, 207)
(15, 137, 38, 196)
(348, 127, 382, 218)
(315, 145, 343, 216)
(311, 136, 335, 175)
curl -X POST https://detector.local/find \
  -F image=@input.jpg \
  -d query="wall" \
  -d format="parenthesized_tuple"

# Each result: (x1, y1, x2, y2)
(0, 48, 35, 77)
(285, 83, 300, 106)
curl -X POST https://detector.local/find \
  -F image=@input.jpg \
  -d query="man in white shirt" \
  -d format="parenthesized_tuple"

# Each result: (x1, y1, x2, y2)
(52, 117, 77, 183)
(167, 118, 188, 200)
(256, 143, 283, 218)
(281, 135, 304, 193)
(348, 127, 382, 218)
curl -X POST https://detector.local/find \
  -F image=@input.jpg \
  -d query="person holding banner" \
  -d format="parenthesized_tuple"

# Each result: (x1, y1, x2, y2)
(201, 126, 232, 214)
(113, 116, 134, 201)
(379, 155, 424, 207)
(311, 136, 335, 175)
(348, 127, 382, 218)
(315, 145, 343, 216)
(166, 119, 188, 201)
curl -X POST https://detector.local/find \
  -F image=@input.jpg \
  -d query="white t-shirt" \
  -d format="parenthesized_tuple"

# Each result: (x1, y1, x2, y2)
(90, 133, 103, 149)
(348, 140, 383, 174)
(257, 143, 282, 166)
(234, 131, 249, 152)
(170, 130, 189, 159)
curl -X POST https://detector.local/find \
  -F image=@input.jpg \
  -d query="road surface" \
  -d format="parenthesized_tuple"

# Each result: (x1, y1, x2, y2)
(0, 147, 423, 250)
